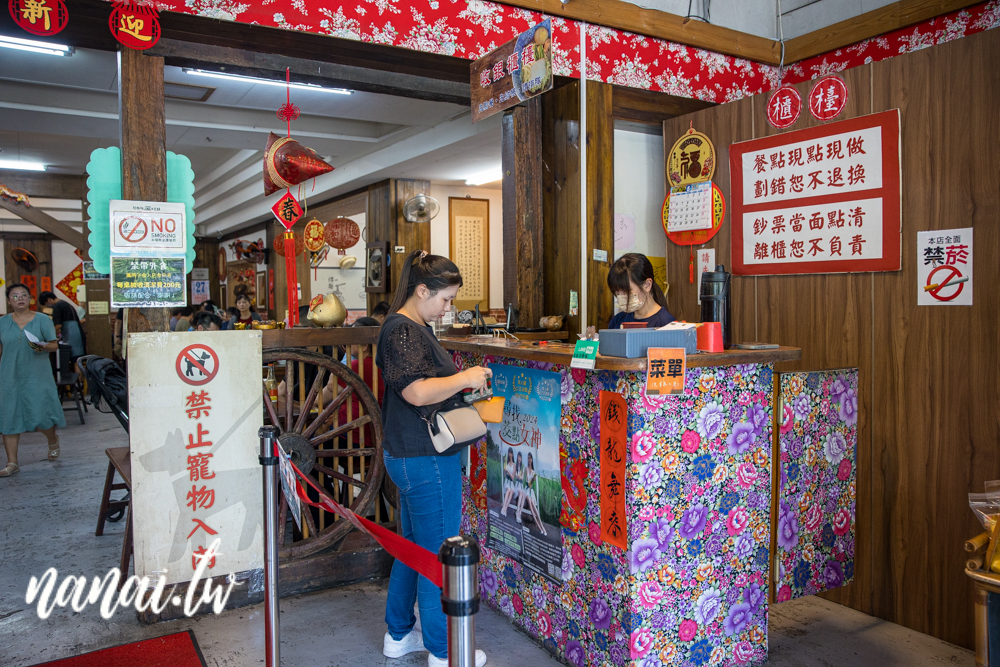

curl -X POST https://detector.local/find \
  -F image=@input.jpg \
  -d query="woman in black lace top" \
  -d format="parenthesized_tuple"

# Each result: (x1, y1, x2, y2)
(376, 250, 491, 667)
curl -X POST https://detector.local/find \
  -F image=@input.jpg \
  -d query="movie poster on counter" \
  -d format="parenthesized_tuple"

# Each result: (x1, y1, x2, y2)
(485, 364, 563, 582)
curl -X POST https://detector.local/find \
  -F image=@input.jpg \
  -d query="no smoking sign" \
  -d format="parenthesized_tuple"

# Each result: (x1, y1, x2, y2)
(110, 200, 186, 251)
(917, 227, 973, 306)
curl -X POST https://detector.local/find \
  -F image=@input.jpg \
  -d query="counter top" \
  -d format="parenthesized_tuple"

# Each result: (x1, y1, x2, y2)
(440, 336, 801, 370)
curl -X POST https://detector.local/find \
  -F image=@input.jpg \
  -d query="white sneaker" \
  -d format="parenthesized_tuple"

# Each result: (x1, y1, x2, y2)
(428, 649, 487, 666)
(384, 630, 425, 658)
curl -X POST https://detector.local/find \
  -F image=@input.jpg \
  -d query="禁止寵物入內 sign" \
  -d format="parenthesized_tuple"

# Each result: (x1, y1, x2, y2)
(470, 19, 553, 123)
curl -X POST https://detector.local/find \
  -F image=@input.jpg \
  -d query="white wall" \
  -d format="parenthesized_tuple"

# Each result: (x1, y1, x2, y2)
(614, 128, 666, 262)
(429, 184, 504, 309)
(310, 212, 368, 311)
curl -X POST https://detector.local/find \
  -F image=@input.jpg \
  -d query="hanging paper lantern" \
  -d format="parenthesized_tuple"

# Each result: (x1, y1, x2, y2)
(263, 132, 334, 196)
(324, 217, 360, 255)
(9, 0, 69, 36)
(108, 0, 160, 50)
(303, 218, 326, 253)
(273, 232, 305, 257)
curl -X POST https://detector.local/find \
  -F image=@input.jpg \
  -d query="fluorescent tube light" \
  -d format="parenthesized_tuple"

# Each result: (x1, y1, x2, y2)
(184, 69, 353, 95)
(465, 169, 503, 186)
(0, 160, 46, 171)
(0, 35, 71, 56)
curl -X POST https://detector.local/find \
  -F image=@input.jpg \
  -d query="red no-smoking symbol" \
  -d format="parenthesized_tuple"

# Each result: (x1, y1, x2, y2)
(926, 265, 965, 302)
(176, 344, 219, 386)
(119, 216, 148, 244)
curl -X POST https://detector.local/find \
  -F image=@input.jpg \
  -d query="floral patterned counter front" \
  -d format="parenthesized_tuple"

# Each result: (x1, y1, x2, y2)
(447, 342, 801, 667)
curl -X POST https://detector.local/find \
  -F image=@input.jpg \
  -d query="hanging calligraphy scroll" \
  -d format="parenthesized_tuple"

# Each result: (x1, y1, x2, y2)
(599, 390, 627, 550)
(448, 197, 489, 311)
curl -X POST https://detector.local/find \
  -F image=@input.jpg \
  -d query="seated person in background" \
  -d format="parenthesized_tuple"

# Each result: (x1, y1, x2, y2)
(227, 294, 261, 329)
(606, 253, 675, 329)
(371, 301, 390, 325)
(169, 307, 183, 331)
(220, 307, 239, 330)
(175, 306, 195, 332)
(192, 311, 223, 331)
(38, 292, 86, 368)
(200, 299, 218, 315)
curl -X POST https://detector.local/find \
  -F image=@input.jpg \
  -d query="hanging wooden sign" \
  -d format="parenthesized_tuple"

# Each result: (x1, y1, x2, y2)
(9, 0, 68, 36)
(470, 19, 553, 123)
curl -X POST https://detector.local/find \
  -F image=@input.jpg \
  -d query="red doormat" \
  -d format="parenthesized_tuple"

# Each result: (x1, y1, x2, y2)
(31, 630, 207, 667)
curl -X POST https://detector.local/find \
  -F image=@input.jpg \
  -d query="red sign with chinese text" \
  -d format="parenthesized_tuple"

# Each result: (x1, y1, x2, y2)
(730, 110, 901, 276)
(766, 86, 802, 129)
(599, 390, 627, 550)
(270, 191, 302, 230)
(808, 75, 848, 122)
(108, 1, 160, 50)
(9, 0, 68, 36)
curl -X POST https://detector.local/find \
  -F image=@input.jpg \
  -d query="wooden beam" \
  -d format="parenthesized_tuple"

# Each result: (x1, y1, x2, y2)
(119, 48, 171, 333)
(0, 171, 85, 200)
(498, 0, 780, 65)
(0, 198, 88, 252)
(783, 0, 983, 63)
(501, 99, 545, 327)
(611, 84, 714, 125)
(149, 39, 471, 106)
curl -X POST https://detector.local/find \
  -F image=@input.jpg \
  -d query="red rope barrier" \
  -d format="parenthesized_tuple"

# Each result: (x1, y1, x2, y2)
(288, 459, 443, 588)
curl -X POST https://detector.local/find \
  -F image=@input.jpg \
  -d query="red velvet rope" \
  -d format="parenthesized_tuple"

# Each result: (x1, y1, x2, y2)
(288, 459, 443, 588)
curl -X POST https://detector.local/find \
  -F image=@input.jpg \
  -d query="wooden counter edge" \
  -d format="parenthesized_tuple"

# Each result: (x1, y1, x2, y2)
(439, 338, 801, 370)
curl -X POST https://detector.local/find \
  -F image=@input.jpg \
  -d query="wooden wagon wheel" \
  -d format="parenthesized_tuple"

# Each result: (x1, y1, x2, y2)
(262, 348, 385, 559)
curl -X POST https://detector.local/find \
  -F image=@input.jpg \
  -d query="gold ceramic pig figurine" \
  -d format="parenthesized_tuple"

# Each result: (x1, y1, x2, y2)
(539, 315, 564, 331)
(307, 293, 347, 328)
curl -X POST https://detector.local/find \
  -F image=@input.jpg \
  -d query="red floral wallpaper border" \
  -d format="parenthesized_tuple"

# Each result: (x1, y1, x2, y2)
(155, 0, 999, 102)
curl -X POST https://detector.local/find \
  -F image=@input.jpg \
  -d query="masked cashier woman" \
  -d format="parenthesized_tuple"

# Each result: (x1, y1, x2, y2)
(606, 253, 675, 329)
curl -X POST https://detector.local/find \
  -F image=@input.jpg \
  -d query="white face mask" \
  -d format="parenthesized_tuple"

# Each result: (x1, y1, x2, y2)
(617, 292, 644, 313)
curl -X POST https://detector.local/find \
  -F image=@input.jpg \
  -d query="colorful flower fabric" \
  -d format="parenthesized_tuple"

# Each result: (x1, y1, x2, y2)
(775, 369, 858, 601)
(458, 351, 774, 666)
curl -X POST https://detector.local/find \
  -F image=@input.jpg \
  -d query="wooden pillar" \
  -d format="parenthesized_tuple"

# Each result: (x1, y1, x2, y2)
(391, 179, 430, 301)
(118, 48, 170, 332)
(501, 98, 544, 328)
(586, 81, 614, 331)
(366, 179, 394, 313)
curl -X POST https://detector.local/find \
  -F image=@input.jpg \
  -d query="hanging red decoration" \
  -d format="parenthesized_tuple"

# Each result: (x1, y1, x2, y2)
(9, 0, 68, 36)
(108, 0, 160, 50)
(262, 132, 334, 196)
(766, 85, 802, 130)
(808, 75, 848, 122)
(323, 217, 361, 255)
(273, 232, 305, 257)
(303, 218, 326, 253)
(270, 190, 302, 231)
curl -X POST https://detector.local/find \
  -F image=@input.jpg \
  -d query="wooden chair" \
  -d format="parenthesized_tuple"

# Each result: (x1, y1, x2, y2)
(95, 446, 133, 586)
(54, 343, 86, 425)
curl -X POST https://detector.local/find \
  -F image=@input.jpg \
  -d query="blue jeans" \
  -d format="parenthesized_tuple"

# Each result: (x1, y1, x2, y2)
(383, 449, 462, 659)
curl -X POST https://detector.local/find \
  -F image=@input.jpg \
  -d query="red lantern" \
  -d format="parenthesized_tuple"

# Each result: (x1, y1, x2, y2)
(108, 0, 160, 50)
(303, 218, 326, 253)
(324, 217, 361, 255)
(273, 233, 305, 257)
(9, 0, 68, 36)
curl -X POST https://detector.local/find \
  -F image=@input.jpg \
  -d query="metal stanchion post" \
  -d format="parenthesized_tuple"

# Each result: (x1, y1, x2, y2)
(259, 426, 280, 667)
(439, 535, 480, 667)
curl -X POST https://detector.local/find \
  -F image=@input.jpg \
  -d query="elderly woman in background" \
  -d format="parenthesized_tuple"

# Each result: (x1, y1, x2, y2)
(0, 283, 65, 477)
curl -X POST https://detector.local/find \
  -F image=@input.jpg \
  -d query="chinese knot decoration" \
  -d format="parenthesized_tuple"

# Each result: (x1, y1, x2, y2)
(108, 0, 160, 50)
(9, 0, 69, 36)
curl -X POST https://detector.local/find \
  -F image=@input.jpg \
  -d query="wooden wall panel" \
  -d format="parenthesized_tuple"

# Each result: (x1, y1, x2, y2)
(586, 82, 615, 330)
(393, 179, 432, 303)
(3, 235, 52, 310)
(751, 65, 875, 616)
(542, 82, 582, 334)
(870, 28, 1000, 649)
(658, 26, 1000, 651)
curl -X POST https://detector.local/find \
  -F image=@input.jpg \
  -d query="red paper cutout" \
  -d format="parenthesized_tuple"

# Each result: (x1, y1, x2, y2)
(108, 0, 160, 50)
(9, 0, 68, 36)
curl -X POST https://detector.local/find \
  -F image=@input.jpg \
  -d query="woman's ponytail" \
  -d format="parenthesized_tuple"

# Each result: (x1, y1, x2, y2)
(388, 249, 463, 314)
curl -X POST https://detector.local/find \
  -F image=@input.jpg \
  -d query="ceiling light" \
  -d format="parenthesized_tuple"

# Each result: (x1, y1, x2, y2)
(465, 169, 503, 186)
(0, 160, 46, 171)
(0, 35, 71, 56)
(183, 69, 352, 95)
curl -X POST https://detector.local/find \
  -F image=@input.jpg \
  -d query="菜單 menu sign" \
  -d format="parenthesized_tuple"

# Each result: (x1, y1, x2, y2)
(730, 110, 901, 275)
(470, 19, 553, 123)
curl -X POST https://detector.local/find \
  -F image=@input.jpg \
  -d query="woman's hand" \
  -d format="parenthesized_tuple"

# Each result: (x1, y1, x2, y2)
(462, 365, 492, 391)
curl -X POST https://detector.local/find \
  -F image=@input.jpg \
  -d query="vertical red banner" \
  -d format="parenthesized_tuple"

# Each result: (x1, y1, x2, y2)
(283, 232, 299, 326)
(20, 275, 37, 310)
(599, 390, 627, 550)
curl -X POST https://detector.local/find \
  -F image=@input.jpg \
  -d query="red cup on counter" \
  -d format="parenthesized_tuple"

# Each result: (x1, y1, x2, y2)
(697, 322, 724, 353)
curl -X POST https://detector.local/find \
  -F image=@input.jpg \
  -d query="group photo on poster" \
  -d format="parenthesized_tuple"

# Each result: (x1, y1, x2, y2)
(485, 365, 563, 582)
